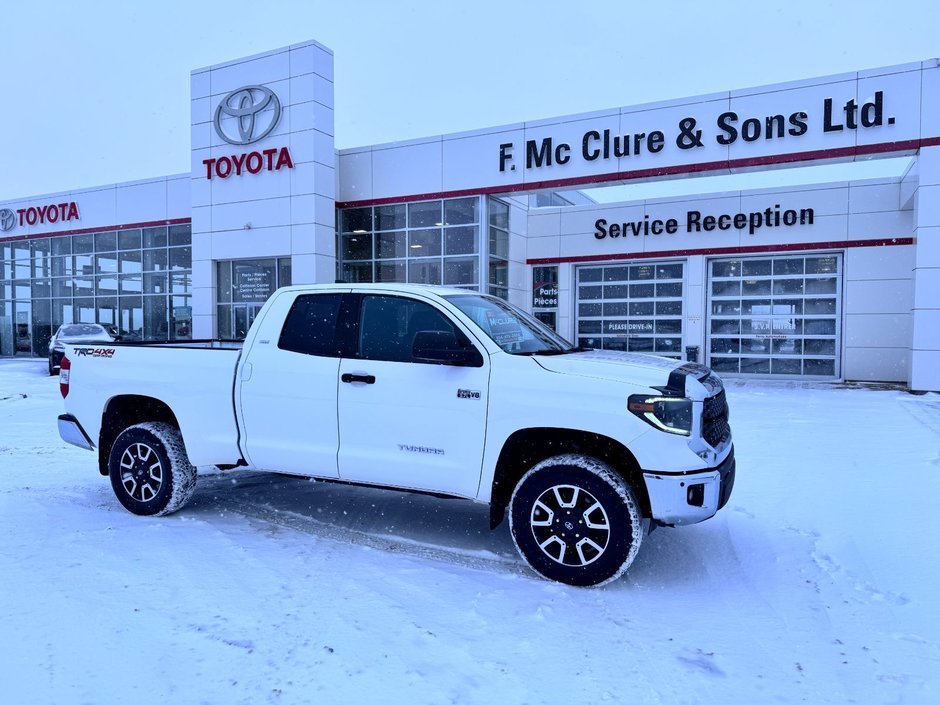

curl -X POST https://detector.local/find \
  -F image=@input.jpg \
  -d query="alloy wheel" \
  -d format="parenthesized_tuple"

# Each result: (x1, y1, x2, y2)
(119, 443, 164, 502)
(529, 484, 611, 566)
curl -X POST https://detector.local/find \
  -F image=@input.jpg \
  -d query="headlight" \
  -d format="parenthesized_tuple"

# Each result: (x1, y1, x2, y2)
(628, 395, 693, 435)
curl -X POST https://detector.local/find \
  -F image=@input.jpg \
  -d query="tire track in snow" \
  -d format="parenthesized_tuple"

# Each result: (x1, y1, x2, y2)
(193, 473, 530, 580)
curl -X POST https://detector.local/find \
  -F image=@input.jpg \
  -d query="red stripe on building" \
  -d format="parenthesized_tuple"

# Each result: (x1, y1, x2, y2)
(526, 237, 915, 266)
(0, 217, 192, 244)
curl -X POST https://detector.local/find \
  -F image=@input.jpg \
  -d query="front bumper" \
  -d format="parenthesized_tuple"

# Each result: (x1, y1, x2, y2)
(58, 414, 95, 451)
(642, 446, 736, 526)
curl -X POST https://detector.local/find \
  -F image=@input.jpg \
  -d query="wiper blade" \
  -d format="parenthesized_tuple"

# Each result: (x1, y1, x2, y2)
(518, 346, 591, 356)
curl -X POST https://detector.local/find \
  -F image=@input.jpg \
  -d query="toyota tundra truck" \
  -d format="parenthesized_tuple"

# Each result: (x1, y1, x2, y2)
(57, 283, 734, 587)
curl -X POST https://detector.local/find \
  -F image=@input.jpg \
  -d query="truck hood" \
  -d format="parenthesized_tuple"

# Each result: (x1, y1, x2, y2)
(532, 350, 684, 391)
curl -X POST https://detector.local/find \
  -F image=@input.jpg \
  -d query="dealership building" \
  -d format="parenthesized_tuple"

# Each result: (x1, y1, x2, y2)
(2, 39, 939, 390)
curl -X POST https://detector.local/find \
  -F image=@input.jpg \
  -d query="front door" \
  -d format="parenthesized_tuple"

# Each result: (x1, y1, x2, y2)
(337, 294, 489, 498)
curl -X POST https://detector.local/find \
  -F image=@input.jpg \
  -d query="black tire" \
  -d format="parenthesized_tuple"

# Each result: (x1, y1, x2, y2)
(49, 358, 57, 376)
(107, 422, 197, 516)
(509, 454, 644, 587)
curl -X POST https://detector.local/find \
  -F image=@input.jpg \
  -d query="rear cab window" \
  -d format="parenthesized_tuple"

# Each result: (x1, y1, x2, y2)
(278, 293, 345, 357)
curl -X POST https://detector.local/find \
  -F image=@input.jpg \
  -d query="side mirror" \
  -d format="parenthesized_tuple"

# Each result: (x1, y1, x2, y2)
(412, 330, 483, 367)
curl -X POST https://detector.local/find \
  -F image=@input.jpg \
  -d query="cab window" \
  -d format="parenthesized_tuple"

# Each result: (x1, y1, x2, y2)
(278, 293, 344, 357)
(357, 296, 458, 363)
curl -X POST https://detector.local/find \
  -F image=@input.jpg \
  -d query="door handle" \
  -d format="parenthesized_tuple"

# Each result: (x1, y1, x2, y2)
(341, 373, 376, 384)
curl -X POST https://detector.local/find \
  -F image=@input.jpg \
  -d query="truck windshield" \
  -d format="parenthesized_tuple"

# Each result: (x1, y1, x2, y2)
(445, 294, 579, 355)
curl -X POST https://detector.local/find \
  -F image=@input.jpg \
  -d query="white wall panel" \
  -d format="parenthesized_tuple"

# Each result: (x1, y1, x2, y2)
(166, 177, 189, 217)
(913, 264, 940, 303)
(911, 309, 940, 349)
(847, 210, 914, 240)
(115, 181, 168, 223)
(922, 62, 940, 147)
(845, 313, 912, 347)
(312, 102, 334, 137)
(289, 161, 333, 199)
(191, 96, 212, 126)
(373, 141, 442, 197)
(190, 176, 211, 209)
(289, 74, 318, 105)
(313, 195, 334, 228)
(190, 121, 212, 151)
(844, 347, 909, 382)
(912, 184, 940, 229)
(289, 195, 317, 226)
(441, 128, 525, 193)
(910, 350, 940, 390)
(336, 151, 372, 202)
(526, 236, 562, 262)
(844, 244, 914, 280)
(844, 279, 913, 314)
(526, 210, 562, 238)
(287, 42, 321, 77)
(849, 181, 903, 213)
(288, 103, 319, 134)
(211, 197, 292, 233)
(210, 226, 291, 260)
(191, 70, 210, 100)
(913, 225, 940, 268)
(209, 51, 291, 97)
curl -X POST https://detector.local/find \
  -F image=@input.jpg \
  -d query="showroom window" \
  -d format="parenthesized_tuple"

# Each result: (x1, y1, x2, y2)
(488, 198, 510, 300)
(338, 196, 482, 291)
(217, 258, 292, 340)
(706, 254, 842, 378)
(0, 223, 192, 358)
(576, 261, 685, 358)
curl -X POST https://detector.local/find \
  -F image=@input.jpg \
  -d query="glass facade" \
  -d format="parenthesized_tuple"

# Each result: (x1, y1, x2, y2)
(338, 196, 490, 292)
(217, 257, 292, 339)
(488, 198, 510, 300)
(0, 223, 192, 357)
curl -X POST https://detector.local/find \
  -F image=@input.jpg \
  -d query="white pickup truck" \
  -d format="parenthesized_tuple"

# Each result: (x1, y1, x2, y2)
(58, 283, 734, 586)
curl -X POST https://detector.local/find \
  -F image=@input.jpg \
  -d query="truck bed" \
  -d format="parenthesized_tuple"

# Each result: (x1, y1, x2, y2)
(63, 341, 245, 467)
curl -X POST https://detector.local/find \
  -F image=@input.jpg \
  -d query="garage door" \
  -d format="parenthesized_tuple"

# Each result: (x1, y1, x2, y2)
(576, 261, 684, 359)
(707, 254, 842, 378)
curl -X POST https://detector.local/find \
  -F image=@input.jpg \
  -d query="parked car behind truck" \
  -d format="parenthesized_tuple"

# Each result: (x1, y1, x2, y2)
(48, 323, 119, 375)
(57, 284, 735, 586)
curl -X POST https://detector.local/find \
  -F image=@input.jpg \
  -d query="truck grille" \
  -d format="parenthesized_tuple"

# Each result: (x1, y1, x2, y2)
(702, 390, 731, 447)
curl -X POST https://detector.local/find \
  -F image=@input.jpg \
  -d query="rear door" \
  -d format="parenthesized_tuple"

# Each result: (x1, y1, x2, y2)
(238, 292, 346, 477)
(336, 293, 489, 497)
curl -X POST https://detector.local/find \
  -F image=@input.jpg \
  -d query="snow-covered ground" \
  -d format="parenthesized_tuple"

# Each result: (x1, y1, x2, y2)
(1, 358, 938, 705)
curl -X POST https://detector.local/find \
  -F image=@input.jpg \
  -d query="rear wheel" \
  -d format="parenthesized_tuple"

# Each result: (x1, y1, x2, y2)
(509, 454, 644, 587)
(107, 422, 197, 516)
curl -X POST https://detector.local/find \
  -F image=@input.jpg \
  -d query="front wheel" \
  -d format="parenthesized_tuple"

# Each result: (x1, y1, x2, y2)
(509, 454, 644, 587)
(108, 422, 197, 516)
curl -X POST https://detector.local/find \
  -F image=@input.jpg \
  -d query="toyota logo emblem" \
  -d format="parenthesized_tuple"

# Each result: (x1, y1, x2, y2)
(213, 85, 282, 145)
(0, 208, 15, 232)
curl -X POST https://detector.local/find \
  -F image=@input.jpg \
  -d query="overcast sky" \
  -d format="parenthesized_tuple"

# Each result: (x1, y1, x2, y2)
(1, 0, 938, 201)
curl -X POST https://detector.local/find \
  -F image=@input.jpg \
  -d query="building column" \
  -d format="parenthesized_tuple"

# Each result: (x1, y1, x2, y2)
(909, 145, 940, 391)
